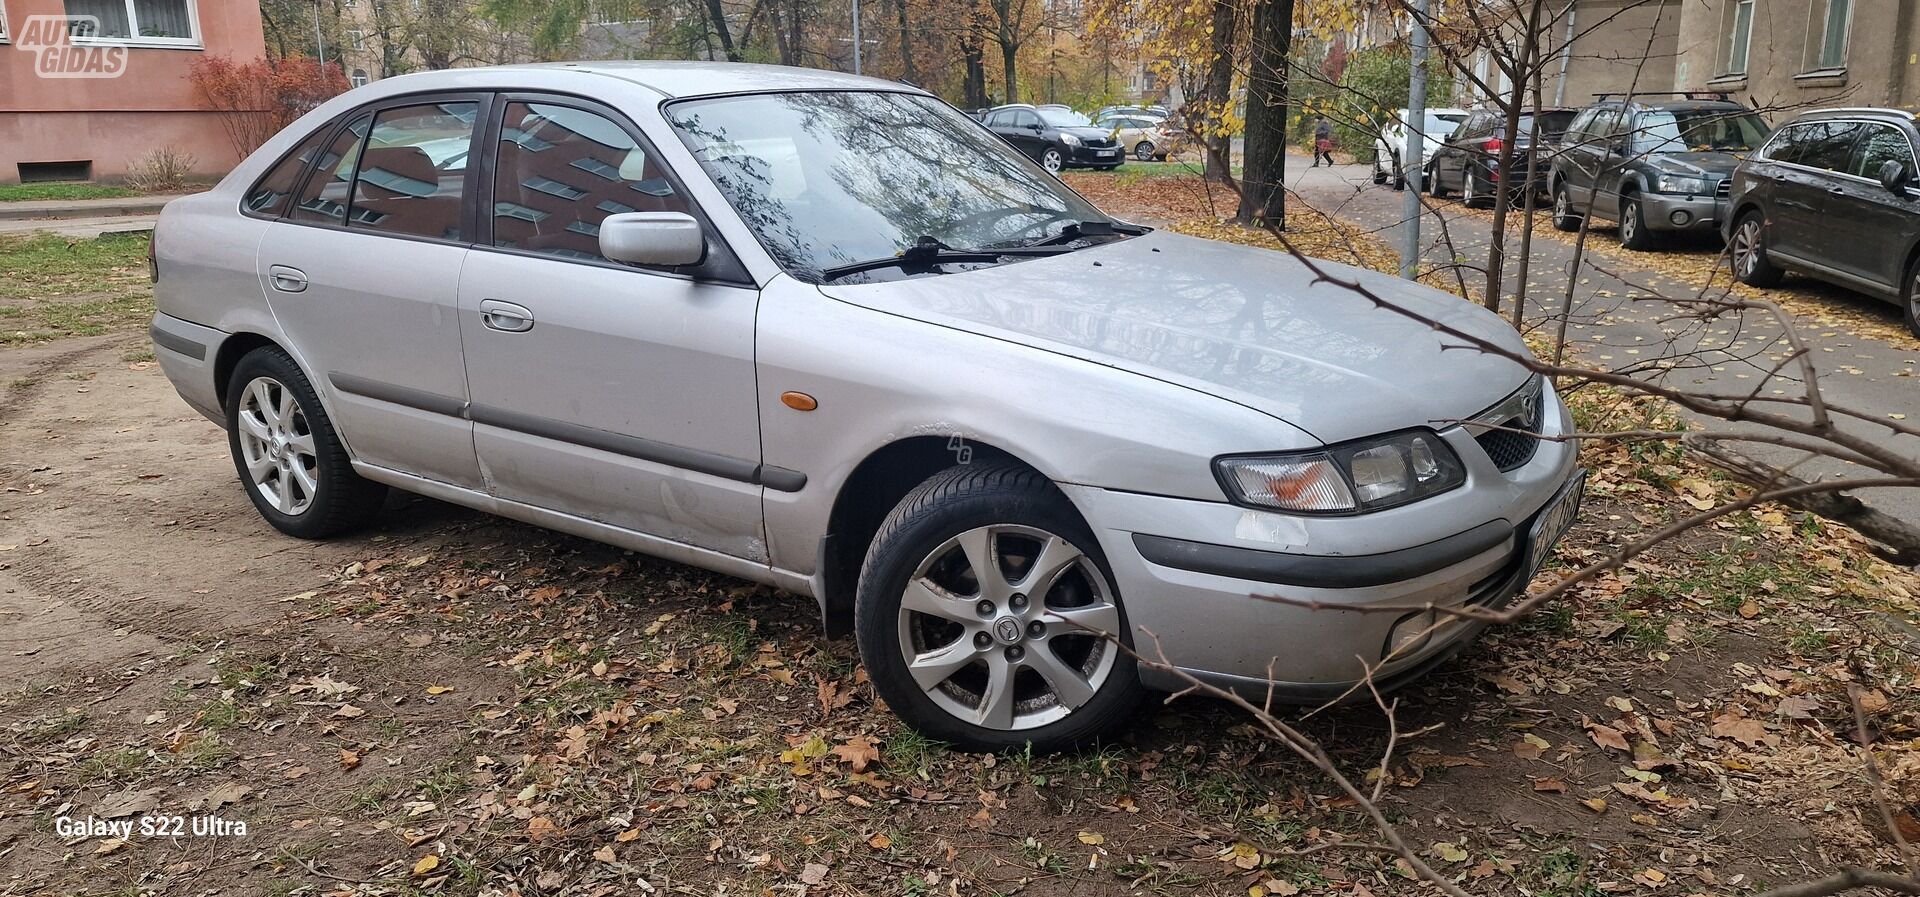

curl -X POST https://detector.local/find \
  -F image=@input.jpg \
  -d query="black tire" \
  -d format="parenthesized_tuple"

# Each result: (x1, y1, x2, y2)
(1903, 258, 1920, 339)
(1462, 170, 1490, 208)
(1728, 210, 1785, 288)
(1133, 141, 1155, 162)
(1551, 183, 1581, 232)
(854, 463, 1144, 753)
(1371, 153, 1387, 185)
(1425, 164, 1448, 198)
(1391, 156, 1406, 191)
(225, 346, 386, 539)
(1619, 194, 1657, 250)
(1040, 148, 1064, 173)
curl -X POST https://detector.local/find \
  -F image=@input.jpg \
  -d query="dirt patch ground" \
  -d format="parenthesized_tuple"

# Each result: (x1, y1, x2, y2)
(2, 230, 1918, 897)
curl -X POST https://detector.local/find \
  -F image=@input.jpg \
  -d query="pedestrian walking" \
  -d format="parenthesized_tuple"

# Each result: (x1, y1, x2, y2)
(1312, 116, 1336, 168)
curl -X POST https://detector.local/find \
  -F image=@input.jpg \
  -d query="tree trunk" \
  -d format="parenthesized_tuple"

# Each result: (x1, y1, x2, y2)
(1202, 0, 1239, 182)
(961, 8, 988, 108)
(788, 0, 803, 65)
(767, 1, 793, 64)
(893, 0, 918, 84)
(1236, 0, 1293, 227)
(705, 0, 739, 61)
(1000, 40, 1019, 103)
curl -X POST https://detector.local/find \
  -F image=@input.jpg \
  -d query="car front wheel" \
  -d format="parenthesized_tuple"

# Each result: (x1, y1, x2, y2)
(1904, 261, 1920, 339)
(225, 346, 385, 539)
(1619, 195, 1656, 250)
(1134, 141, 1155, 161)
(1040, 148, 1064, 172)
(855, 463, 1143, 752)
(1729, 211, 1784, 287)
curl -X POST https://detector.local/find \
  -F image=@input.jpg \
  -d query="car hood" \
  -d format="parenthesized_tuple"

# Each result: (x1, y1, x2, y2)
(1648, 151, 1746, 175)
(816, 231, 1534, 444)
(1063, 126, 1114, 142)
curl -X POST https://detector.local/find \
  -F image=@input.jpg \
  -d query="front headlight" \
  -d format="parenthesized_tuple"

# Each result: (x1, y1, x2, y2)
(1654, 173, 1711, 194)
(1060, 133, 1082, 146)
(1215, 430, 1466, 514)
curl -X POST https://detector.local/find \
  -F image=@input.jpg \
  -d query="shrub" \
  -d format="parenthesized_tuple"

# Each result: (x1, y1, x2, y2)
(189, 55, 350, 158)
(124, 147, 197, 193)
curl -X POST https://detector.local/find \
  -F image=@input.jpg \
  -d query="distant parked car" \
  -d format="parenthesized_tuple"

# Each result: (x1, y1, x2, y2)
(984, 103, 1124, 171)
(1372, 107, 1469, 190)
(1547, 94, 1769, 250)
(1724, 107, 1920, 335)
(1426, 106, 1577, 207)
(1106, 116, 1185, 161)
(1093, 105, 1168, 125)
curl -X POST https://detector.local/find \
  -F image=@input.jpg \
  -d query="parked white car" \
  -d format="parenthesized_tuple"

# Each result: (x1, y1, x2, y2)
(1373, 107, 1469, 189)
(151, 63, 1580, 752)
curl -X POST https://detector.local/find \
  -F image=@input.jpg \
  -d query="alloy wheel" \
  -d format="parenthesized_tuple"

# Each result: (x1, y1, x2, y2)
(894, 524, 1120, 731)
(235, 376, 319, 516)
(1621, 201, 1639, 244)
(1732, 219, 1762, 279)
(1463, 174, 1477, 206)
(1554, 190, 1570, 220)
(1041, 149, 1063, 172)
(1134, 141, 1155, 162)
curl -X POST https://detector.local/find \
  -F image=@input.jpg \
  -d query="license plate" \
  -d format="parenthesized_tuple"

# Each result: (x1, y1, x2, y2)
(1526, 469, 1585, 577)
(1096, 149, 1116, 157)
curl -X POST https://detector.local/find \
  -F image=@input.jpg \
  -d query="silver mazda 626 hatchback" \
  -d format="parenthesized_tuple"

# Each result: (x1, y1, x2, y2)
(151, 61, 1583, 751)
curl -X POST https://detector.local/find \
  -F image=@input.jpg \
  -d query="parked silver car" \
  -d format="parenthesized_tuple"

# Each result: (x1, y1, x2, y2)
(150, 62, 1583, 751)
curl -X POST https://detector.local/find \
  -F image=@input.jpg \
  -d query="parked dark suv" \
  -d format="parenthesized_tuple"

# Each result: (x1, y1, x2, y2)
(1548, 94, 1770, 249)
(1427, 106, 1577, 207)
(1725, 107, 1920, 334)
(982, 103, 1124, 172)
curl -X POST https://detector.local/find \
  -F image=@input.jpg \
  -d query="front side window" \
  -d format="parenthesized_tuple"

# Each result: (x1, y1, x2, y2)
(1806, 0, 1850, 70)
(1796, 121, 1863, 170)
(1848, 124, 1914, 178)
(346, 101, 477, 240)
(1014, 110, 1042, 130)
(1758, 123, 1810, 164)
(492, 101, 691, 262)
(245, 124, 336, 217)
(1630, 109, 1769, 154)
(1721, 0, 1754, 75)
(64, 0, 196, 42)
(666, 91, 1113, 284)
(292, 113, 372, 224)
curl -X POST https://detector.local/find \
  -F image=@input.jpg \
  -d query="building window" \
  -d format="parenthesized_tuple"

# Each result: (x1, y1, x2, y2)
(63, 0, 198, 44)
(1803, 0, 1850, 70)
(1719, 0, 1754, 76)
(346, 28, 364, 50)
(350, 68, 369, 87)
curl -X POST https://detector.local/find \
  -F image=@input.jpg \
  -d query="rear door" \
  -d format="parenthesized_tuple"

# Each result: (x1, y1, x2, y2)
(457, 94, 767, 559)
(1775, 121, 1862, 260)
(258, 95, 486, 489)
(1831, 123, 1920, 293)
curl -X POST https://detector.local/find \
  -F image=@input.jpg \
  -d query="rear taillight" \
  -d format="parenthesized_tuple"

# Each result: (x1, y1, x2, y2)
(1484, 137, 1505, 155)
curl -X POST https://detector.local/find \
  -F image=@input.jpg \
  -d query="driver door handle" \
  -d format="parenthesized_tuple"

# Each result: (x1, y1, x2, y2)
(480, 299, 534, 333)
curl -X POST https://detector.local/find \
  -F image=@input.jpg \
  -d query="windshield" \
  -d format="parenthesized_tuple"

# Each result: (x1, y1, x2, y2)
(1632, 110, 1770, 153)
(1038, 108, 1091, 128)
(666, 91, 1113, 284)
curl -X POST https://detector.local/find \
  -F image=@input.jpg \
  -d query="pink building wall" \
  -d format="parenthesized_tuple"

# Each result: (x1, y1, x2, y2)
(0, 0, 267, 182)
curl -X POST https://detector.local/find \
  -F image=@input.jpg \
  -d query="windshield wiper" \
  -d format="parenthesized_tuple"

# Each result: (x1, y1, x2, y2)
(1020, 219, 1150, 248)
(818, 236, 1073, 283)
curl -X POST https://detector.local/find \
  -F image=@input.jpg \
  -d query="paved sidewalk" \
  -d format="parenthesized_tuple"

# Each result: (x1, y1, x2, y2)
(0, 214, 158, 238)
(0, 193, 182, 221)
(1285, 156, 1920, 524)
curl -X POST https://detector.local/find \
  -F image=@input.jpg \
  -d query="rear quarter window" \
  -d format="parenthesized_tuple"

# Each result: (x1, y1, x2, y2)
(244, 124, 336, 218)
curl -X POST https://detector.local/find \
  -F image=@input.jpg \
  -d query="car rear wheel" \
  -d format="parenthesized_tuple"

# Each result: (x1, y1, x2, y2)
(1462, 171, 1486, 208)
(1551, 183, 1581, 232)
(226, 346, 385, 539)
(1425, 164, 1447, 198)
(855, 463, 1143, 752)
(1040, 148, 1064, 172)
(1371, 152, 1388, 185)
(1619, 195, 1656, 250)
(1390, 155, 1406, 191)
(1729, 211, 1784, 287)
(1134, 141, 1155, 162)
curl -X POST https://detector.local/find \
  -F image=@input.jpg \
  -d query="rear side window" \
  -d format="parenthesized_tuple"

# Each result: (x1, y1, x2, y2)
(292, 113, 373, 224)
(1797, 121, 1864, 171)
(1849, 124, 1916, 178)
(347, 101, 478, 241)
(491, 101, 691, 262)
(245, 125, 333, 217)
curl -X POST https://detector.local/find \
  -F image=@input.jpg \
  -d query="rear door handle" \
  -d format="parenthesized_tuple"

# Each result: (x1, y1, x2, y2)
(479, 299, 534, 333)
(268, 265, 307, 293)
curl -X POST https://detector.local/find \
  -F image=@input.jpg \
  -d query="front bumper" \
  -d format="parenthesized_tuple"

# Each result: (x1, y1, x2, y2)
(1066, 144, 1125, 166)
(1063, 383, 1581, 701)
(1640, 191, 1728, 233)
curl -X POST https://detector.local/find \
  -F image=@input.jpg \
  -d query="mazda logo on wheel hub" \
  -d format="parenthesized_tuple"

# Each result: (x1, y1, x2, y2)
(993, 617, 1023, 645)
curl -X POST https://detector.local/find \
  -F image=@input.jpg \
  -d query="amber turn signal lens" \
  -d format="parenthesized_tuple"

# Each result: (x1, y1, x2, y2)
(780, 391, 818, 411)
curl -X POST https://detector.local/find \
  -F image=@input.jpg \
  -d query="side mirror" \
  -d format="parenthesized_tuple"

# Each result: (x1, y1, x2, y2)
(1879, 159, 1911, 195)
(1027, 123, 1043, 132)
(598, 212, 705, 267)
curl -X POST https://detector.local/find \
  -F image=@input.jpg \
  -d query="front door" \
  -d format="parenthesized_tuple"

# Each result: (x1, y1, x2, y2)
(1830, 123, 1920, 292)
(458, 96, 766, 560)
(258, 96, 485, 489)
(1774, 121, 1862, 260)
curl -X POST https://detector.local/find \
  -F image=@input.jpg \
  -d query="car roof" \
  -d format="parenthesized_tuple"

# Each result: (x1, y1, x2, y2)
(1789, 106, 1920, 124)
(355, 60, 920, 101)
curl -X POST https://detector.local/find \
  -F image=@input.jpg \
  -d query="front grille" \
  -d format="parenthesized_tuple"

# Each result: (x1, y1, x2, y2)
(1083, 137, 1117, 149)
(1715, 178, 1732, 197)
(1471, 378, 1545, 472)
